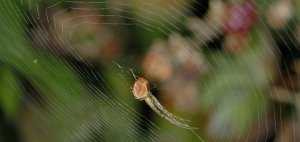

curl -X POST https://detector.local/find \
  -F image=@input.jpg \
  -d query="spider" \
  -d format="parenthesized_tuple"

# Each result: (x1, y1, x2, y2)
(132, 77, 197, 129)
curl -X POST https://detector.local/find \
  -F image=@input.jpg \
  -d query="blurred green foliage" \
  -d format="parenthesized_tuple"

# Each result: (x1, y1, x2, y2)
(0, 0, 299, 141)
(0, 68, 21, 120)
(199, 30, 271, 136)
(0, 2, 160, 141)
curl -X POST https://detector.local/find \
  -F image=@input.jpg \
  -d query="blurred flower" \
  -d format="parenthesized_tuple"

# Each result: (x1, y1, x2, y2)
(98, 30, 124, 63)
(223, 1, 256, 34)
(186, 0, 226, 44)
(49, 4, 102, 58)
(42, 3, 124, 62)
(224, 33, 250, 54)
(266, 0, 293, 29)
(142, 40, 174, 82)
(168, 33, 207, 81)
(142, 33, 206, 82)
(221, 1, 258, 54)
(142, 32, 207, 112)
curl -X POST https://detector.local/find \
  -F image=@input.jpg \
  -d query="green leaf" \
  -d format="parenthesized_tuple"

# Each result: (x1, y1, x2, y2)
(0, 0, 84, 102)
(209, 91, 269, 135)
(103, 65, 134, 104)
(0, 2, 143, 141)
(199, 29, 271, 135)
(0, 68, 21, 120)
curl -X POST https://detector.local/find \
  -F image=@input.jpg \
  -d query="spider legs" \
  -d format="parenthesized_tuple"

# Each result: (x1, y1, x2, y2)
(144, 96, 197, 130)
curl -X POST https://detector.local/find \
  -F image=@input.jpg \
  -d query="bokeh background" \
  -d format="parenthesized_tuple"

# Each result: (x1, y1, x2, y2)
(0, 0, 300, 141)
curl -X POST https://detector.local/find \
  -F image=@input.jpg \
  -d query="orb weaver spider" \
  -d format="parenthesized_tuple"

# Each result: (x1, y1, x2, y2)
(132, 77, 197, 129)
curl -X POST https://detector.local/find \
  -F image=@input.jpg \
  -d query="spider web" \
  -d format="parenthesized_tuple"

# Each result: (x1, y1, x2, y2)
(0, 0, 299, 142)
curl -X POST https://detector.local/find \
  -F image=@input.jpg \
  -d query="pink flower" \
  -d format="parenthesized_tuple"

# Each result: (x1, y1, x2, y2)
(223, 1, 257, 34)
